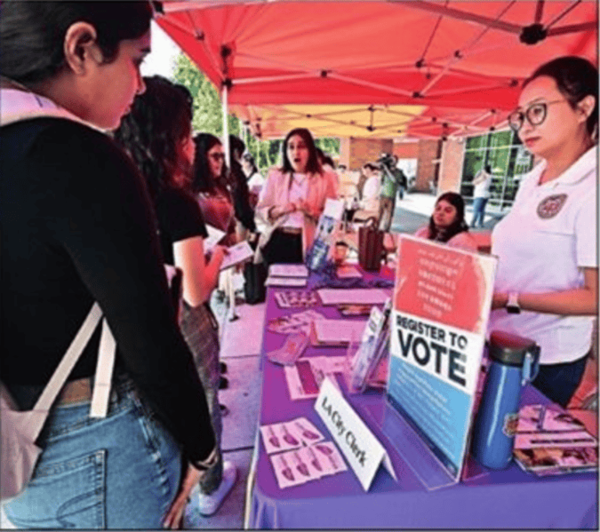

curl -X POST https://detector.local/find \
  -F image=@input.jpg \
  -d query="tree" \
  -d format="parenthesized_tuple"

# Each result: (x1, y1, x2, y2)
(172, 53, 341, 173)
(172, 54, 241, 138)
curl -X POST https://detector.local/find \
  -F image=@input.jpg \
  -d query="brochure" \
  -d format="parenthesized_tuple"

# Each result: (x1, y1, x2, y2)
(266, 332, 310, 366)
(219, 240, 254, 270)
(337, 304, 374, 317)
(265, 276, 308, 287)
(268, 441, 348, 489)
(267, 309, 326, 336)
(305, 198, 344, 272)
(274, 290, 320, 309)
(512, 404, 598, 476)
(514, 447, 598, 477)
(337, 264, 362, 279)
(269, 264, 309, 278)
(312, 319, 368, 346)
(348, 299, 392, 392)
(317, 288, 390, 306)
(283, 356, 346, 400)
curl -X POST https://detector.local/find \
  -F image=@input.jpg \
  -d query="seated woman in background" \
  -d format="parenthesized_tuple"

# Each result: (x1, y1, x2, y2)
(114, 76, 236, 520)
(256, 127, 338, 266)
(489, 56, 597, 407)
(415, 192, 478, 251)
(192, 133, 238, 246)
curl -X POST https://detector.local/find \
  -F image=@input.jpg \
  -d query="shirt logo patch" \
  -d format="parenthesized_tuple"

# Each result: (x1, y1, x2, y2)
(537, 194, 567, 219)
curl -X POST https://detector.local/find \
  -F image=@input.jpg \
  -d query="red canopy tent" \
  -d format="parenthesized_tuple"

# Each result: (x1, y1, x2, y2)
(156, 0, 597, 139)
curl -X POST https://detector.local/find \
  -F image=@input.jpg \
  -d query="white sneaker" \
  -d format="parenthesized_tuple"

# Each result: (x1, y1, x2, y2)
(197, 461, 238, 517)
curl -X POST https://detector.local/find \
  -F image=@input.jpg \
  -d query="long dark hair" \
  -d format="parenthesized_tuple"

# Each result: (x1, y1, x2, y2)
(0, 1, 152, 84)
(114, 76, 193, 200)
(281, 128, 322, 175)
(524, 56, 598, 140)
(191, 133, 231, 195)
(427, 192, 469, 243)
(243, 153, 259, 176)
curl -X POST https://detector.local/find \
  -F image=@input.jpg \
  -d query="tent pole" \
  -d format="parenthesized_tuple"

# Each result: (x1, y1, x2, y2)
(222, 83, 239, 322)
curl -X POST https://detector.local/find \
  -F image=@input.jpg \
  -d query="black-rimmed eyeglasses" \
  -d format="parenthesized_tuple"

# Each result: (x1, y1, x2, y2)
(508, 99, 568, 132)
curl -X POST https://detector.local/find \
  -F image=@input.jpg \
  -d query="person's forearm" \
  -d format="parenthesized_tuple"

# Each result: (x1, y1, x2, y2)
(494, 287, 597, 315)
(204, 252, 223, 299)
(494, 268, 597, 315)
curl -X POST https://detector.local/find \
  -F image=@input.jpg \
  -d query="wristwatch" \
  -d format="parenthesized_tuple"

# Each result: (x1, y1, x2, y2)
(506, 292, 521, 314)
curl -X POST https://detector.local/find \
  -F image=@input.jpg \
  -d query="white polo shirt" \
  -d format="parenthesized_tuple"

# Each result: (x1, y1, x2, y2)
(489, 146, 597, 364)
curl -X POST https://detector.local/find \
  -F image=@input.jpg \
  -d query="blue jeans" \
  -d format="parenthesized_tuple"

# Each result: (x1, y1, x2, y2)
(471, 197, 488, 228)
(2, 373, 182, 529)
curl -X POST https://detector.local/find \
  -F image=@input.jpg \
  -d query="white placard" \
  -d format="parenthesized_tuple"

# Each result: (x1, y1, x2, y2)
(315, 377, 397, 491)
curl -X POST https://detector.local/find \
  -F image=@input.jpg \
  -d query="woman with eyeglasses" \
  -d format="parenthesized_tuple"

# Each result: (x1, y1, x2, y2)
(256, 128, 338, 266)
(192, 133, 238, 246)
(489, 56, 598, 407)
(114, 77, 237, 522)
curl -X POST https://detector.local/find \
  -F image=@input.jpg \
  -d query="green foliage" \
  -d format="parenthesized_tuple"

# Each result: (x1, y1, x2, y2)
(171, 53, 341, 174)
(172, 54, 241, 137)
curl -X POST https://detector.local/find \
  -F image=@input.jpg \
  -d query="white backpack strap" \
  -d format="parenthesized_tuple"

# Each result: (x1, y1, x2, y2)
(89, 319, 116, 418)
(27, 303, 103, 438)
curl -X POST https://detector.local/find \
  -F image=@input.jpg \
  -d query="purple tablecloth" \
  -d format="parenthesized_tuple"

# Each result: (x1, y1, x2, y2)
(248, 275, 598, 529)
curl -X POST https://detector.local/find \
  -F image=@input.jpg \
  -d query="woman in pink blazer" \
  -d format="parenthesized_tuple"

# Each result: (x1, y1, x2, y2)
(256, 128, 338, 265)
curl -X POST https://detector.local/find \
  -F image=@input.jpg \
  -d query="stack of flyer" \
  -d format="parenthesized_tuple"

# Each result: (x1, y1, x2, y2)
(260, 417, 348, 488)
(265, 264, 309, 287)
(513, 404, 598, 476)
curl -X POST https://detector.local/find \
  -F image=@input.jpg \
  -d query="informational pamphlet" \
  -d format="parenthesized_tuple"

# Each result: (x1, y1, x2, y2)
(269, 264, 309, 278)
(260, 416, 347, 488)
(219, 240, 254, 270)
(267, 309, 326, 336)
(312, 319, 368, 346)
(265, 276, 308, 287)
(274, 290, 320, 309)
(387, 234, 497, 481)
(283, 356, 346, 400)
(318, 288, 390, 306)
(513, 404, 598, 476)
(305, 198, 344, 272)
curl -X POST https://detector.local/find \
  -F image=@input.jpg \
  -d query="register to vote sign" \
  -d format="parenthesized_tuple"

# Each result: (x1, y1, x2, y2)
(388, 235, 497, 478)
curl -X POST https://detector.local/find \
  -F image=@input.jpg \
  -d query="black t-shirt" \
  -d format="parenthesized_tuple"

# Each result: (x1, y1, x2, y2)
(0, 118, 215, 463)
(155, 185, 208, 264)
(230, 160, 257, 232)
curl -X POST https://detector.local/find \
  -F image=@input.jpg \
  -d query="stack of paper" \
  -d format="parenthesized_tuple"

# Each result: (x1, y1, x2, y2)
(266, 263, 309, 286)
(317, 288, 389, 306)
(312, 319, 368, 346)
(269, 264, 309, 278)
(513, 404, 598, 477)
